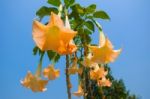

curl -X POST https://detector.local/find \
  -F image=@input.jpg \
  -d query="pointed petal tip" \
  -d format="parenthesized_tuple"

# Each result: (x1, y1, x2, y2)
(20, 80, 24, 84)
(42, 88, 47, 92)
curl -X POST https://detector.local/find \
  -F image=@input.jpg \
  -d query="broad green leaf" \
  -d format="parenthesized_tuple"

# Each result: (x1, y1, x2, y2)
(84, 21, 95, 32)
(72, 4, 84, 14)
(85, 4, 96, 14)
(64, 0, 75, 8)
(93, 10, 110, 20)
(36, 6, 58, 19)
(47, 50, 60, 62)
(47, 0, 61, 7)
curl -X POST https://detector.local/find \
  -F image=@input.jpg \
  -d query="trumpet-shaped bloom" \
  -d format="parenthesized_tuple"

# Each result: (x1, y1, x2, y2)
(82, 53, 95, 67)
(90, 66, 107, 80)
(32, 12, 77, 55)
(58, 15, 77, 54)
(89, 32, 121, 64)
(43, 65, 60, 80)
(73, 85, 84, 97)
(98, 77, 112, 87)
(21, 71, 48, 92)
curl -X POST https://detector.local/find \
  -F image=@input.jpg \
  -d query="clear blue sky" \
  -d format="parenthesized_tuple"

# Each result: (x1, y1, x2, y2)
(0, 0, 150, 99)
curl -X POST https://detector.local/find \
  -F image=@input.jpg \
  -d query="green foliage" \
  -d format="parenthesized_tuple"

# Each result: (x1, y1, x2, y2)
(47, 50, 60, 63)
(93, 10, 110, 20)
(33, 46, 60, 63)
(84, 21, 95, 32)
(33, 46, 39, 55)
(85, 4, 96, 14)
(33, 46, 44, 56)
(82, 64, 138, 99)
(91, 18, 102, 31)
(103, 80, 138, 99)
(72, 3, 85, 15)
(64, 0, 75, 8)
(47, 0, 61, 6)
(36, 6, 58, 19)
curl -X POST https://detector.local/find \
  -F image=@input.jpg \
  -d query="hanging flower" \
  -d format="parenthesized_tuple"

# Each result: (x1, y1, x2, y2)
(97, 77, 112, 87)
(89, 32, 122, 64)
(43, 65, 60, 80)
(58, 15, 77, 54)
(90, 65, 107, 80)
(32, 12, 77, 55)
(73, 84, 84, 97)
(82, 53, 95, 67)
(21, 71, 48, 92)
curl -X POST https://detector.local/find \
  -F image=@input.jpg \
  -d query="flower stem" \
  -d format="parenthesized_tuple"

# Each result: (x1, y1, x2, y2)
(66, 55, 71, 99)
(35, 52, 45, 77)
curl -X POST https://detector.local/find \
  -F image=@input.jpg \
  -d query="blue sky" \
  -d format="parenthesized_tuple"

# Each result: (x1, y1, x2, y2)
(0, 0, 150, 99)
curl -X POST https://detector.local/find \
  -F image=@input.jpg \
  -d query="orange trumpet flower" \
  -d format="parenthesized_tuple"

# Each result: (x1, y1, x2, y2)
(89, 32, 121, 64)
(32, 12, 77, 55)
(21, 71, 48, 92)
(43, 65, 60, 80)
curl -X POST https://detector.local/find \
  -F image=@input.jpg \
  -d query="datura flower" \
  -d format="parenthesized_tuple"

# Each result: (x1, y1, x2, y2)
(61, 15, 77, 54)
(98, 77, 112, 87)
(32, 12, 77, 55)
(89, 32, 122, 64)
(90, 66, 107, 80)
(82, 53, 95, 67)
(73, 85, 84, 97)
(21, 71, 48, 92)
(43, 65, 60, 80)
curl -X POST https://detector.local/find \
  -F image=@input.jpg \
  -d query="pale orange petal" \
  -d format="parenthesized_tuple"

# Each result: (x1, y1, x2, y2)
(32, 20, 46, 50)
(47, 12, 64, 27)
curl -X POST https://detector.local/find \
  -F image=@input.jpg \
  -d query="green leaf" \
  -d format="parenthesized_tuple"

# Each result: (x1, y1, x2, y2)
(84, 33, 92, 44)
(70, 20, 78, 29)
(72, 4, 84, 14)
(87, 15, 93, 19)
(78, 27, 84, 34)
(47, 50, 60, 63)
(85, 4, 96, 14)
(36, 6, 58, 19)
(93, 10, 110, 20)
(32, 46, 44, 56)
(64, 0, 75, 8)
(47, 0, 61, 7)
(84, 28, 92, 35)
(84, 21, 95, 32)
(33, 46, 39, 55)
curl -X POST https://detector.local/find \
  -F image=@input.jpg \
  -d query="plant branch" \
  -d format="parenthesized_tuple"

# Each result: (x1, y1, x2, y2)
(66, 55, 71, 99)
